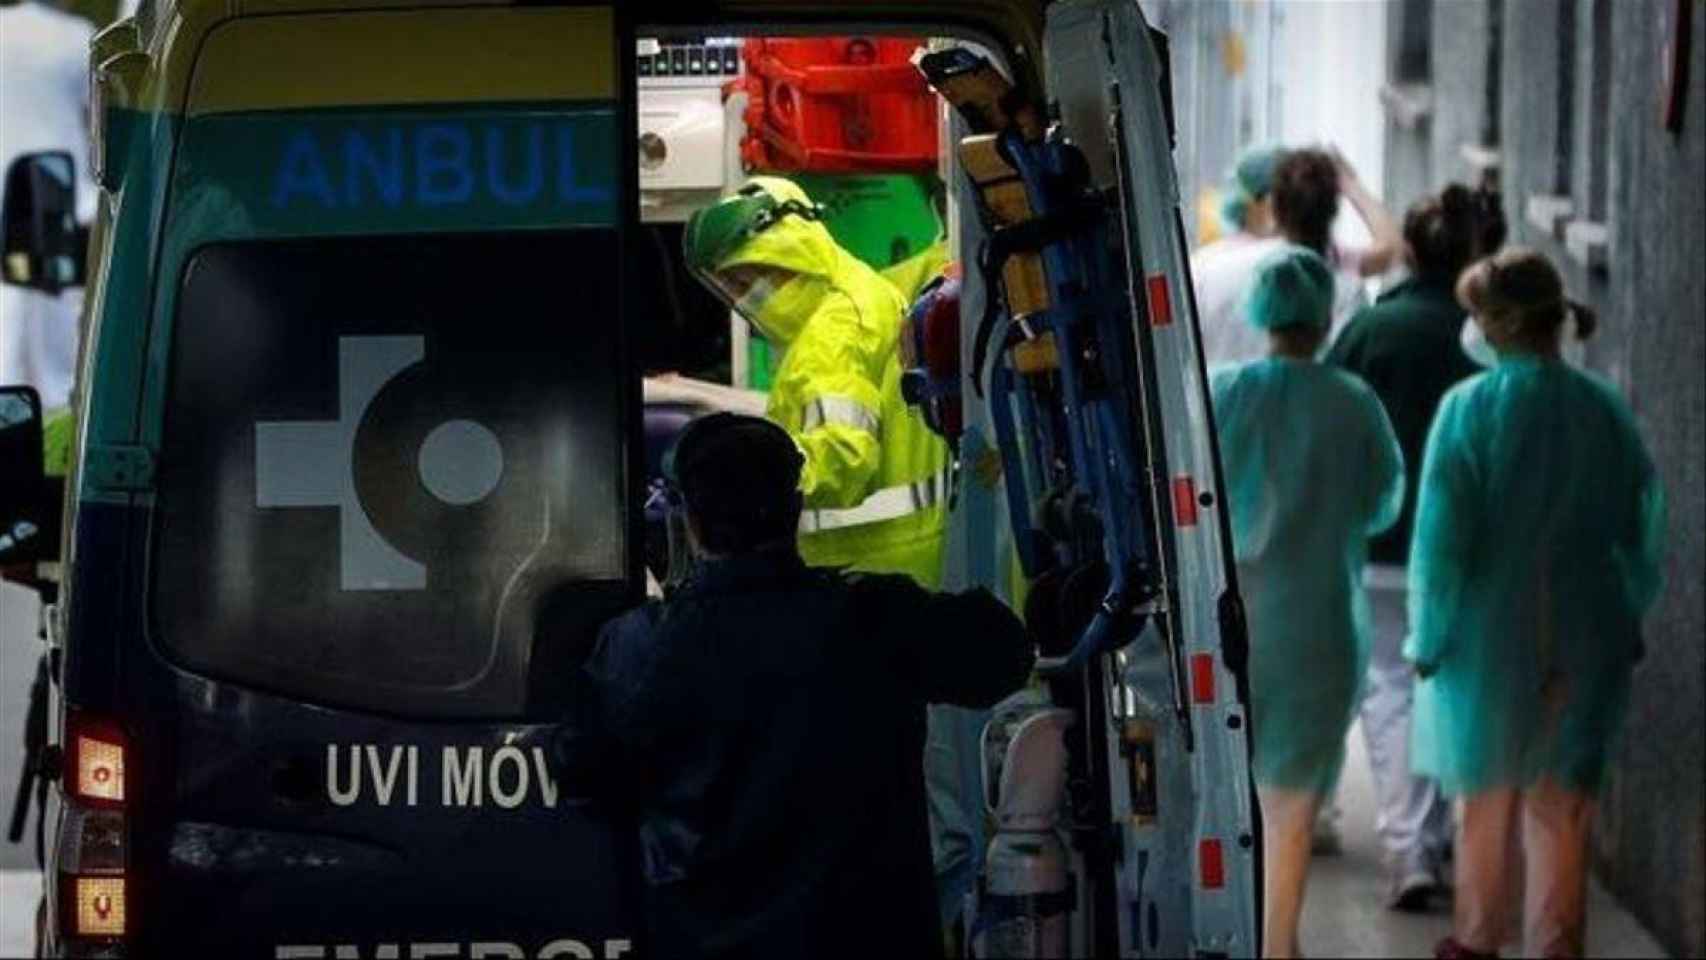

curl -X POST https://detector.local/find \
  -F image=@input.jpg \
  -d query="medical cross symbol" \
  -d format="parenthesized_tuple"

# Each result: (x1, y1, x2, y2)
(254, 336, 506, 591)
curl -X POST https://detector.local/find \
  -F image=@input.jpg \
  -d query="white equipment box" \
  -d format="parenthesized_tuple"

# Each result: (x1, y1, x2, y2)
(637, 37, 740, 197)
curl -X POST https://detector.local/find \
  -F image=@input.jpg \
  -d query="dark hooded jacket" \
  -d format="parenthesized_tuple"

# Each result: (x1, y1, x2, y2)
(559, 547, 1032, 959)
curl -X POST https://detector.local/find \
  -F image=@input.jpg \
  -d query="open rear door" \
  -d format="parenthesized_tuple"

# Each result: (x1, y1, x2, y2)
(1043, 2, 1262, 956)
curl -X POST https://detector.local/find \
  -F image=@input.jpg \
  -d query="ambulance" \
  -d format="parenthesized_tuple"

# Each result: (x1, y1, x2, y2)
(0, 1, 1261, 955)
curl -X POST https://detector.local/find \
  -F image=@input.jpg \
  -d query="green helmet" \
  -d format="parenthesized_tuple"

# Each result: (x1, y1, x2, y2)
(682, 176, 825, 275)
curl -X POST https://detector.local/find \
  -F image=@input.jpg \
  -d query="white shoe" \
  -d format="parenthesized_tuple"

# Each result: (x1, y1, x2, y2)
(1387, 856, 1438, 912)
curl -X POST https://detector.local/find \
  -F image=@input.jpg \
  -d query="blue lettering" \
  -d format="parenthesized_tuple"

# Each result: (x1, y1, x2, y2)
(344, 128, 404, 208)
(272, 131, 338, 208)
(416, 125, 474, 207)
(485, 125, 544, 206)
(556, 124, 612, 206)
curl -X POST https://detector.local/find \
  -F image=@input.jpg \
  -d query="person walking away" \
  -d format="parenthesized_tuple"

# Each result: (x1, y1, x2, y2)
(1269, 146, 1403, 344)
(1210, 247, 1405, 959)
(0, 0, 95, 412)
(1325, 183, 1493, 908)
(1267, 145, 1406, 854)
(1190, 144, 1287, 368)
(559, 413, 1034, 959)
(1412, 249, 1665, 960)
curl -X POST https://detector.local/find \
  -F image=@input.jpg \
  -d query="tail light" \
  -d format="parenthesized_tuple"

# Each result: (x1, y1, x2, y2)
(68, 718, 126, 806)
(71, 874, 127, 937)
(59, 711, 130, 946)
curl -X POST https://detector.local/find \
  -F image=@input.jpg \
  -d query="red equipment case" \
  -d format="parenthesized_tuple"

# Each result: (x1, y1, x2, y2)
(737, 36, 939, 174)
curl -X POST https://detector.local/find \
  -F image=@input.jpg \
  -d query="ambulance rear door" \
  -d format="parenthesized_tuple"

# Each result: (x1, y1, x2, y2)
(1043, 2, 1262, 956)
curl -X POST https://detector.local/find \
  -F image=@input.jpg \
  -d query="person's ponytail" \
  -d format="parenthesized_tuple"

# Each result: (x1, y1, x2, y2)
(1457, 248, 1598, 350)
(1568, 299, 1599, 340)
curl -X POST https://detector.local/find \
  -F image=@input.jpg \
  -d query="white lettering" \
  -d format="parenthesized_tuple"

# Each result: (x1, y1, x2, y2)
(488, 746, 529, 809)
(470, 945, 525, 960)
(444, 747, 483, 807)
(539, 941, 595, 960)
(407, 745, 419, 807)
(277, 949, 326, 960)
(604, 941, 633, 959)
(327, 745, 360, 806)
(531, 747, 559, 810)
(367, 745, 404, 807)
(409, 945, 458, 959)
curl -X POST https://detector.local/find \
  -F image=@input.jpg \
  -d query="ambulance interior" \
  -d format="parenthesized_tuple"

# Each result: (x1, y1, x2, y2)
(631, 31, 987, 586)
(625, 28, 1255, 958)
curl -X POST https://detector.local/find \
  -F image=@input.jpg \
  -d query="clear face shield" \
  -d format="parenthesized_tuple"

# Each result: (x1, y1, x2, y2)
(650, 481, 703, 595)
(685, 185, 827, 337)
(696, 263, 784, 329)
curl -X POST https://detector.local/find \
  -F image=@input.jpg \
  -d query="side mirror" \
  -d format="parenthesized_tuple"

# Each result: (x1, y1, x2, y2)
(2, 152, 85, 294)
(0, 386, 53, 567)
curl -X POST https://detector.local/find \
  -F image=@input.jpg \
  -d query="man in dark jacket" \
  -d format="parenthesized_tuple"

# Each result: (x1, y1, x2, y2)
(561, 413, 1033, 959)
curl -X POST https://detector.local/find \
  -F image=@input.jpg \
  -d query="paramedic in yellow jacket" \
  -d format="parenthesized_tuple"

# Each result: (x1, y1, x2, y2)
(684, 176, 949, 588)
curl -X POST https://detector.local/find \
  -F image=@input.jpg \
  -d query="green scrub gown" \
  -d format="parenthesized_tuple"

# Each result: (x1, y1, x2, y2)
(1212, 359, 1405, 794)
(1405, 356, 1665, 796)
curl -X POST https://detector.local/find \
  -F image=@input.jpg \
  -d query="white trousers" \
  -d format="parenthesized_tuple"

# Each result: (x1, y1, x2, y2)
(1259, 786, 1320, 959)
(1455, 778, 1595, 958)
(1358, 567, 1452, 871)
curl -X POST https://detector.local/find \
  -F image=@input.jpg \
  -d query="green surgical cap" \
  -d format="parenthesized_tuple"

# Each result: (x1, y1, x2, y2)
(1219, 189, 1251, 233)
(1219, 144, 1283, 231)
(1246, 245, 1335, 331)
(1233, 144, 1283, 199)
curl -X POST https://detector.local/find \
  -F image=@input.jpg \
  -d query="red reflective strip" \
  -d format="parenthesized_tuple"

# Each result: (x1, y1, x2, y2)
(1146, 275, 1173, 326)
(1172, 475, 1198, 527)
(1199, 837, 1225, 889)
(1191, 652, 1216, 704)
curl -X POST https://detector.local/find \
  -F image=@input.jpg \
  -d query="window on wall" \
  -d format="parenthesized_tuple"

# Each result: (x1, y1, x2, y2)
(1525, 0, 1586, 249)
(1380, 0, 1434, 133)
(1481, 0, 1502, 149)
(1581, 0, 1612, 222)
(1565, 0, 1613, 273)
(1394, 0, 1432, 83)
(1554, 0, 1577, 195)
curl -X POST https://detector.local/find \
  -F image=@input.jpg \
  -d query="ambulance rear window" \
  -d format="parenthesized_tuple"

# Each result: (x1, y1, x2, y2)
(151, 233, 633, 718)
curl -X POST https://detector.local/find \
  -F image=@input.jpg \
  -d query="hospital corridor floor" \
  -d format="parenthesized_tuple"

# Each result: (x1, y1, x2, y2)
(1303, 730, 1667, 958)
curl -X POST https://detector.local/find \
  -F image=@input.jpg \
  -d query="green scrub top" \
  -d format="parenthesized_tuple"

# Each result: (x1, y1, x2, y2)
(1211, 358, 1405, 793)
(1325, 276, 1480, 564)
(1406, 356, 1665, 796)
